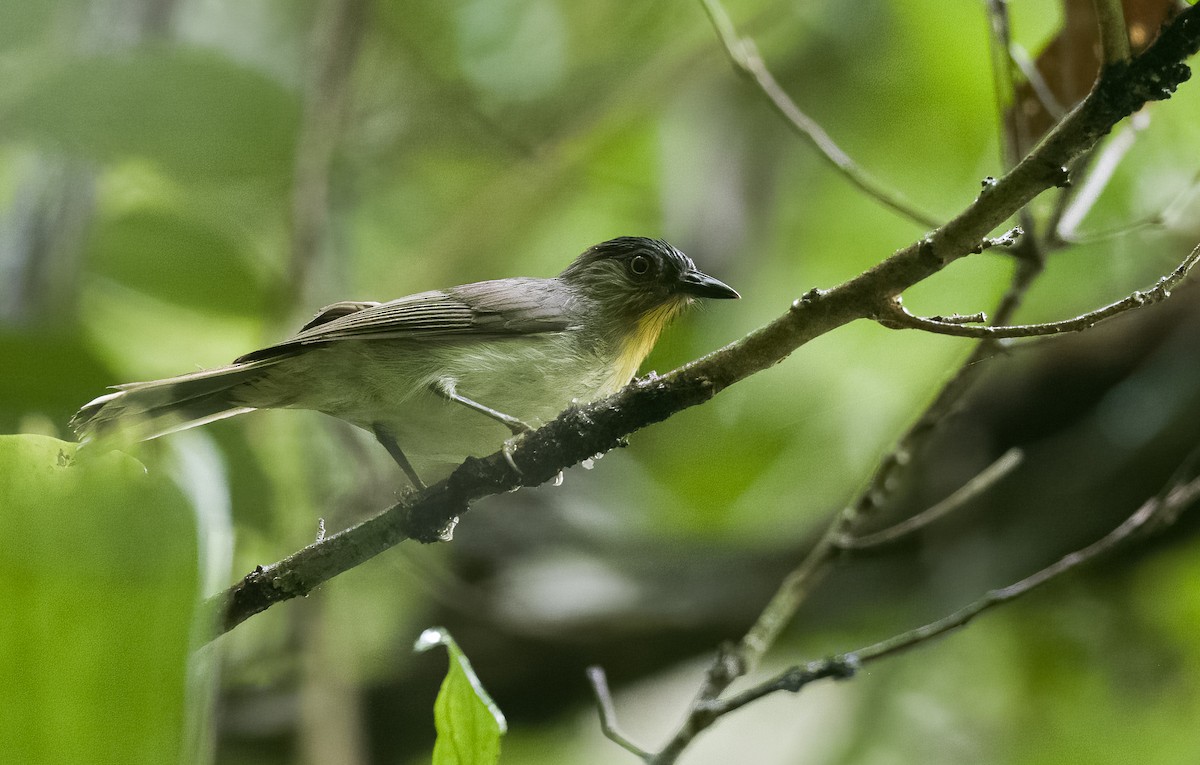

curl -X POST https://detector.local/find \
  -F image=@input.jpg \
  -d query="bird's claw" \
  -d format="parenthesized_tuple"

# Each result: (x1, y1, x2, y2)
(502, 436, 524, 476)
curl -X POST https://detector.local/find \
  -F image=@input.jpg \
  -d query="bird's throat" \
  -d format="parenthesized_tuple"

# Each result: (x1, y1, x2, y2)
(603, 299, 689, 395)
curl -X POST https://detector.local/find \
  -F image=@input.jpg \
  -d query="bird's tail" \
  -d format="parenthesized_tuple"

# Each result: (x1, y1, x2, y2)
(71, 362, 275, 444)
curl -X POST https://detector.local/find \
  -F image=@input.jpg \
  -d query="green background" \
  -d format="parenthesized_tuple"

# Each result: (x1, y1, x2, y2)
(2, 0, 1200, 763)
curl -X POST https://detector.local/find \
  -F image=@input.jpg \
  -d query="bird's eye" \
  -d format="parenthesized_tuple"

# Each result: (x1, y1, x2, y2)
(628, 255, 651, 276)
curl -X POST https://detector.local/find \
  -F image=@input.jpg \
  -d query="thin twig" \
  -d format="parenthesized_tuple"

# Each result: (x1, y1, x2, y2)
(696, 469, 1200, 723)
(587, 667, 653, 761)
(698, 0, 939, 229)
(880, 240, 1200, 339)
(697, 656, 859, 719)
(1054, 115, 1148, 243)
(986, 0, 1028, 171)
(1060, 166, 1200, 245)
(837, 448, 1024, 550)
(926, 312, 989, 325)
(1010, 42, 1067, 120)
(984, 0, 1042, 254)
(1093, 0, 1132, 65)
(855, 479, 1200, 664)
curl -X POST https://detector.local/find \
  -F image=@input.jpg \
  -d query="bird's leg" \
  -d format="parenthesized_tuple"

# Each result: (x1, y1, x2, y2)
(372, 423, 427, 490)
(431, 378, 532, 475)
(430, 378, 533, 435)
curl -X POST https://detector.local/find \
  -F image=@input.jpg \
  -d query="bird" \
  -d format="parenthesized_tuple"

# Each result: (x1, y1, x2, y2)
(71, 237, 740, 488)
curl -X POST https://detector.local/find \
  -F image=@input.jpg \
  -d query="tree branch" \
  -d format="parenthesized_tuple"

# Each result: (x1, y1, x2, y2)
(1053, 115, 1148, 243)
(877, 239, 1200, 339)
(205, 2, 1200, 641)
(1094, 0, 1132, 66)
(698, 0, 940, 229)
(587, 10, 1200, 762)
(587, 667, 655, 761)
(985, 0, 1029, 171)
(835, 448, 1024, 551)
(631, 462, 1200, 762)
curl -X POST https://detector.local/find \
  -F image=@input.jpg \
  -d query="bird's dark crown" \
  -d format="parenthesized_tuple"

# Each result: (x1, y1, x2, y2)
(558, 236, 737, 329)
(559, 237, 694, 289)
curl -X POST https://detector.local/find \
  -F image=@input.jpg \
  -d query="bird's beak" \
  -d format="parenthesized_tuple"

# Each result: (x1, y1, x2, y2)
(677, 268, 740, 300)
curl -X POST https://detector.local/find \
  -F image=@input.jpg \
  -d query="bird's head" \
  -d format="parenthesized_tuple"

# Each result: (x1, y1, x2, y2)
(559, 237, 739, 392)
(559, 237, 739, 325)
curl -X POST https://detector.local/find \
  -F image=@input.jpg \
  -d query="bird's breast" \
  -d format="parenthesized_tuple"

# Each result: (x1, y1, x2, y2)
(601, 300, 687, 395)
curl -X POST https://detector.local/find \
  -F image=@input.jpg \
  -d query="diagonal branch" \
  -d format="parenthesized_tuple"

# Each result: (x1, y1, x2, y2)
(703, 469, 1200, 720)
(835, 448, 1024, 551)
(587, 666, 654, 761)
(698, 0, 940, 229)
(205, 3, 1200, 641)
(622, 458, 1200, 763)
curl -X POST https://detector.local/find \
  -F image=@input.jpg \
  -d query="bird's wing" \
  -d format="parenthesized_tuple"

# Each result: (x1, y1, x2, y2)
(235, 279, 576, 363)
(299, 300, 382, 332)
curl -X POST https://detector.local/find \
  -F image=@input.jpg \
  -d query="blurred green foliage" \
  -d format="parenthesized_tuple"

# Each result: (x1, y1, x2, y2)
(2, 0, 1200, 763)
(0, 435, 199, 765)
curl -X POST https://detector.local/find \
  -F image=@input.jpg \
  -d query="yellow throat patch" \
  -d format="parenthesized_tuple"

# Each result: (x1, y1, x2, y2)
(602, 298, 689, 395)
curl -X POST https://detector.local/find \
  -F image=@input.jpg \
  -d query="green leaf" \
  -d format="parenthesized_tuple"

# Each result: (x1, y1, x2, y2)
(0, 435, 199, 765)
(415, 626, 507, 765)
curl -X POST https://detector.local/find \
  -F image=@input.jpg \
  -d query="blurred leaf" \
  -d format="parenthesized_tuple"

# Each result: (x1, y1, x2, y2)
(86, 209, 266, 316)
(0, 330, 113, 430)
(456, 0, 567, 103)
(415, 626, 507, 765)
(0, 1, 65, 50)
(0, 46, 299, 181)
(0, 435, 199, 765)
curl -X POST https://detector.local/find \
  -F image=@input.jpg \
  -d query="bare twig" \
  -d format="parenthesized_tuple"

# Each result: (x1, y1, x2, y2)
(926, 312, 989, 325)
(837, 448, 1024, 550)
(1060, 166, 1200, 245)
(1054, 115, 1148, 242)
(985, 0, 1028, 171)
(1010, 42, 1067, 120)
(587, 667, 653, 761)
(853, 476, 1200, 664)
(696, 656, 859, 719)
(878, 240, 1200, 339)
(698, 0, 939, 229)
(1094, 0, 1132, 65)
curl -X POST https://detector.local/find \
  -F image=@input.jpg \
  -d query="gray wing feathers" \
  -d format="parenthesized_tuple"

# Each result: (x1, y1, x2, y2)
(300, 300, 382, 332)
(237, 278, 575, 363)
(452, 278, 580, 333)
